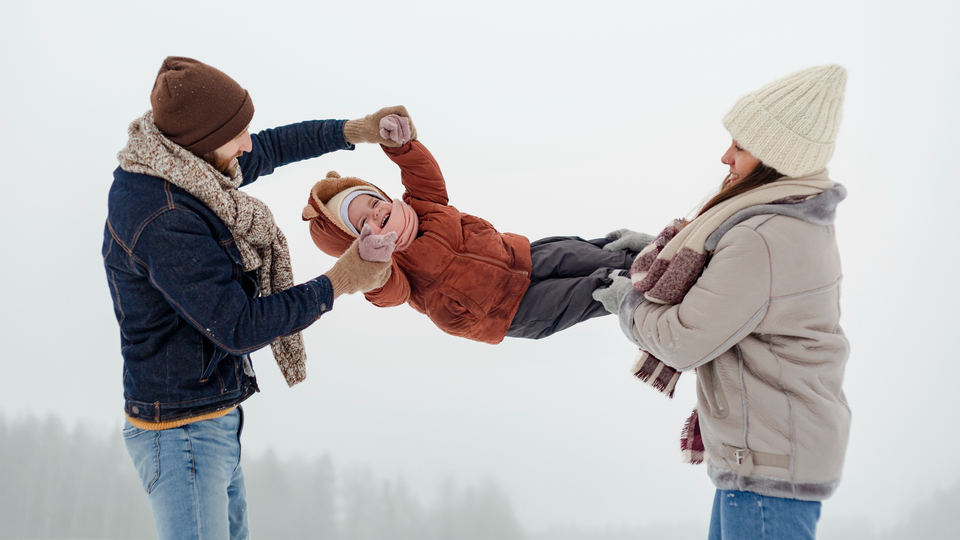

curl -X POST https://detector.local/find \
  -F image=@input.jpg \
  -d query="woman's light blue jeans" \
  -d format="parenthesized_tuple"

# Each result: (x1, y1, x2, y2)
(123, 408, 249, 540)
(708, 489, 821, 540)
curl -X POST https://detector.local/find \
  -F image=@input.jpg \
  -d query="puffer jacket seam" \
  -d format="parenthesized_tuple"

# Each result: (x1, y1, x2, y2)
(835, 276, 843, 332)
(422, 231, 529, 277)
(770, 277, 842, 302)
(757, 221, 798, 484)
(767, 328, 798, 484)
(737, 344, 748, 450)
(749, 214, 778, 231)
(684, 306, 770, 372)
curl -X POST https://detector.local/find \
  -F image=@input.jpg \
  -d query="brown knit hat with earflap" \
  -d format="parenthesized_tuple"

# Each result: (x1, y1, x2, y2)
(150, 56, 255, 156)
(302, 171, 392, 258)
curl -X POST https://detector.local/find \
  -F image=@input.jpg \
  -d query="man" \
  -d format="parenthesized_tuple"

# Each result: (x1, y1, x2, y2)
(102, 56, 405, 540)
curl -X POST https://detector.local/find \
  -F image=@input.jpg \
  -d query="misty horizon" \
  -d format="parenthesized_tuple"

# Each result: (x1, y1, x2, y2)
(2, 412, 956, 539)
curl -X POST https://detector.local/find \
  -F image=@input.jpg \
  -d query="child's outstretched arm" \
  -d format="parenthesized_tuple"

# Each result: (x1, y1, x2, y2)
(382, 141, 449, 205)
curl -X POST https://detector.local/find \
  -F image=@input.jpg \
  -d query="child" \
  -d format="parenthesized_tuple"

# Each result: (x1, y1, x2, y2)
(301, 118, 651, 343)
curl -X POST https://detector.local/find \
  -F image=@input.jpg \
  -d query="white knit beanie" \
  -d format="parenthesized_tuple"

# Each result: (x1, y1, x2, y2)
(722, 64, 847, 178)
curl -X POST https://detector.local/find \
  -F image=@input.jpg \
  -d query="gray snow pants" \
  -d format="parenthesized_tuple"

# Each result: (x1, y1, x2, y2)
(505, 236, 637, 340)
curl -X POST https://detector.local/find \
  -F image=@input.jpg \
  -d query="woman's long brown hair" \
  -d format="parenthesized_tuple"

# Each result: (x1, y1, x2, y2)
(694, 163, 785, 220)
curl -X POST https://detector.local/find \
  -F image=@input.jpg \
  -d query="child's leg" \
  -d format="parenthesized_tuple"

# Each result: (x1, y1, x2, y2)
(528, 236, 635, 281)
(505, 266, 619, 340)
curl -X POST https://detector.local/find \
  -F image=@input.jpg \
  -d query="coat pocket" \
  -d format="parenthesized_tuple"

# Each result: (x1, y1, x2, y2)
(697, 360, 730, 420)
(200, 336, 228, 382)
(425, 283, 482, 337)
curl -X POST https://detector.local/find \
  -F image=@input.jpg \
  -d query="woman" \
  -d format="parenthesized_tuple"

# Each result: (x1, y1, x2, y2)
(598, 64, 850, 539)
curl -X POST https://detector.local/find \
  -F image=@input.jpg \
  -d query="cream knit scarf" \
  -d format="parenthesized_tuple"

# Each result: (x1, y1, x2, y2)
(117, 111, 307, 387)
(628, 176, 835, 463)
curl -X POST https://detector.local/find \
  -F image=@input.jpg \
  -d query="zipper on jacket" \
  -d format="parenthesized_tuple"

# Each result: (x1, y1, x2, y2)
(423, 231, 529, 277)
(708, 362, 725, 415)
(714, 387, 725, 414)
(699, 361, 729, 419)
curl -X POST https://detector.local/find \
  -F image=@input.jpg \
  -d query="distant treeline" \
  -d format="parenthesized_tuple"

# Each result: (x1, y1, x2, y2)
(2, 413, 958, 540)
(0, 413, 522, 540)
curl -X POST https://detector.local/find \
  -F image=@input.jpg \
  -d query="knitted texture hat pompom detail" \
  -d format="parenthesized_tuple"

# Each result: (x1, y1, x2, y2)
(722, 64, 846, 178)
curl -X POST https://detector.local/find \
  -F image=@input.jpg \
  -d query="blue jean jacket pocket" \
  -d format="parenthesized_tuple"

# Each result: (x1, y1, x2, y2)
(200, 341, 228, 382)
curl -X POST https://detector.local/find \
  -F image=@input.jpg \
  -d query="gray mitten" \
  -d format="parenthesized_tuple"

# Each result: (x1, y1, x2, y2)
(592, 270, 634, 315)
(603, 229, 656, 253)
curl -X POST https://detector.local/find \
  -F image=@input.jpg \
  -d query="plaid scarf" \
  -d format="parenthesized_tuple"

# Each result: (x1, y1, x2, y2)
(628, 178, 835, 464)
(117, 111, 307, 387)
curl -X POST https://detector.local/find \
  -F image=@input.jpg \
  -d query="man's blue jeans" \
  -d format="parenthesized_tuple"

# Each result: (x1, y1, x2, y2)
(123, 408, 249, 540)
(708, 489, 822, 540)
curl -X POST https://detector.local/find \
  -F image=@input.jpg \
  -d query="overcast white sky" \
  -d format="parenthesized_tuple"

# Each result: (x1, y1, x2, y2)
(1, 0, 958, 537)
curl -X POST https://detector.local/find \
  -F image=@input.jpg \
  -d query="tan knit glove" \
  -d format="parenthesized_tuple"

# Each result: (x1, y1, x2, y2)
(343, 105, 418, 147)
(323, 239, 393, 299)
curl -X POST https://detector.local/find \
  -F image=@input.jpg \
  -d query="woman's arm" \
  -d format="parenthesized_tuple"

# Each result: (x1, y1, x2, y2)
(631, 225, 772, 371)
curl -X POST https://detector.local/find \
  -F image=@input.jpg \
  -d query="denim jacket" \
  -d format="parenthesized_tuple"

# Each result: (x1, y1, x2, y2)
(103, 120, 352, 423)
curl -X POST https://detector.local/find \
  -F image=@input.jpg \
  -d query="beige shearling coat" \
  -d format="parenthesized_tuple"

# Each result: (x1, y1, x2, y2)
(624, 183, 850, 501)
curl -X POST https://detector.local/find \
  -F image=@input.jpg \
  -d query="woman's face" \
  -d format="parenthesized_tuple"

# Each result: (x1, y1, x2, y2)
(721, 140, 761, 185)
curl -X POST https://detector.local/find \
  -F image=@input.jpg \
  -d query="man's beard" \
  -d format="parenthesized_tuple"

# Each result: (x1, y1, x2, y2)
(203, 150, 242, 174)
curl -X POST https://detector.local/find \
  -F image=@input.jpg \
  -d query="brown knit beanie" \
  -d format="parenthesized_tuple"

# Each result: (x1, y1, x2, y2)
(150, 56, 255, 156)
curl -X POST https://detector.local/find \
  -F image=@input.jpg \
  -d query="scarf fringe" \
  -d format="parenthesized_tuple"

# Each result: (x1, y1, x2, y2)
(271, 335, 307, 387)
(631, 351, 680, 398)
(679, 407, 705, 465)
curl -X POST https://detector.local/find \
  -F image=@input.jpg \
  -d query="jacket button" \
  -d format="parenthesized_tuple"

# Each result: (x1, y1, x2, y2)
(320, 303, 327, 312)
(131, 406, 140, 415)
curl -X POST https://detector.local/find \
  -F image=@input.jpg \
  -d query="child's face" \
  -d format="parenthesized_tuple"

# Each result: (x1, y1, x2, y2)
(347, 194, 394, 235)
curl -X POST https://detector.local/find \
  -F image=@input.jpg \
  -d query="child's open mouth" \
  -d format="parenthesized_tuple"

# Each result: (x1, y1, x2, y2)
(381, 214, 390, 228)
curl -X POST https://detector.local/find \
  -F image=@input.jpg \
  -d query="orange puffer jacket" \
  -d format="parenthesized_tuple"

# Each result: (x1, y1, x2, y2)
(303, 141, 532, 344)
